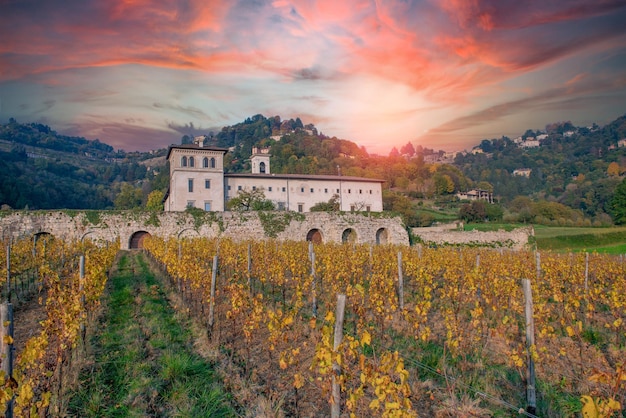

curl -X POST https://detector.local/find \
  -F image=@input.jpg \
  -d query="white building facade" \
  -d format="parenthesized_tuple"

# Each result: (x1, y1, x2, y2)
(164, 142, 384, 213)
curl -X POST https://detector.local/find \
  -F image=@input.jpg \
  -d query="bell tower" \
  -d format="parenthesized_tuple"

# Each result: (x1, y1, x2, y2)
(251, 147, 271, 174)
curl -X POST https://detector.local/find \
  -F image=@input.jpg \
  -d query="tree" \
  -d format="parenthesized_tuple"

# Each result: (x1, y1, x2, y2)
(310, 194, 340, 212)
(145, 190, 164, 211)
(114, 183, 143, 209)
(607, 162, 621, 176)
(611, 178, 626, 224)
(227, 188, 275, 211)
(459, 201, 487, 223)
(400, 141, 415, 156)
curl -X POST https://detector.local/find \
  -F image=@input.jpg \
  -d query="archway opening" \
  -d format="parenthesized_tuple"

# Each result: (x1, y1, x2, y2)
(342, 228, 357, 244)
(376, 228, 388, 245)
(129, 231, 151, 249)
(306, 229, 323, 244)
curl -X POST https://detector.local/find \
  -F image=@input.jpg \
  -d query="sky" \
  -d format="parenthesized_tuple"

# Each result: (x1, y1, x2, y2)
(1, 0, 626, 155)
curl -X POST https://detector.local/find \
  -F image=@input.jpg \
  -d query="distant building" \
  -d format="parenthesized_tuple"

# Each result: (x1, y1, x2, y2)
(456, 189, 493, 204)
(519, 139, 540, 148)
(618, 139, 626, 148)
(536, 134, 548, 141)
(513, 168, 532, 178)
(164, 138, 384, 213)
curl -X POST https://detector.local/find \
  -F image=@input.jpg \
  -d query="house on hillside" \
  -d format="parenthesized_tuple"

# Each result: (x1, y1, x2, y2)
(513, 168, 532, 178)
(456, 189, 493, 204)
(163, 138, 384, 212)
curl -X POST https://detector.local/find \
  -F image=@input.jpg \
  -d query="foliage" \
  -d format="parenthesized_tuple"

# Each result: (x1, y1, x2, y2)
(145, 238, 626, 417)
(257, 211, 302, 238)
(459, 201, 487, 222)
(114, 183, 143, 209)
(610, 178, 626, 225)
(146, 190, 165, 211)
(309, 194, 340, 212)
(227, 188, 275, 211)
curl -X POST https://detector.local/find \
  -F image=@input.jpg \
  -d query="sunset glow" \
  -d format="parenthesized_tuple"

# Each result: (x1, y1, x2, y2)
(1, 0, 625, 153)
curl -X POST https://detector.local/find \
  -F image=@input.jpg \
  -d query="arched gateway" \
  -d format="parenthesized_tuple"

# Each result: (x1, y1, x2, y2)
(129, 231, 151, 249)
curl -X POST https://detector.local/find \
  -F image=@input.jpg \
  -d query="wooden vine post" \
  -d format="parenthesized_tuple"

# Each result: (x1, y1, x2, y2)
(208, 255, 218, 340)
(1, 301, 14, 417)
(247, 243, 252, 292)
(397, 251, 404, 311)
(331, 294, 346, 418)
(6, 245, 10, 302)
(311, 251, 317, 317)
(522, 279, 537, 415)
(79, 255, 86, 344)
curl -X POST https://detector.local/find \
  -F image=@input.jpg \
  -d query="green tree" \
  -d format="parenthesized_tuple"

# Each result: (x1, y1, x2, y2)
(227, 188, 275, 211)
(145, 190, 164, 211)
(611, 178, 626, 224)
(459, 201, 487, 223)
(114, 183, 143, 209)
(310, 194, 340, 212)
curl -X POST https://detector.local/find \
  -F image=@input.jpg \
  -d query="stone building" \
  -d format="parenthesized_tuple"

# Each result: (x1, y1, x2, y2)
(164, 140, 384, 212)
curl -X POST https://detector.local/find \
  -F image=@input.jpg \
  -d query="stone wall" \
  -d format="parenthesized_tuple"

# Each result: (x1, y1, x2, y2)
(0, 210, 409, 249)
(412, 225, 534, 251)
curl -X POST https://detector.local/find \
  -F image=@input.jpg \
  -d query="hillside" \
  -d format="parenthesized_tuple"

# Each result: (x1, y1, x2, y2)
(454, 116, 626, 220)
(1, 114, 626, 229)
(0, 119, 164, 210)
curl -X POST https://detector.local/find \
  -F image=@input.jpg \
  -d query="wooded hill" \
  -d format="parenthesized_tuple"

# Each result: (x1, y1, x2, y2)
(1, 114, 625, 228)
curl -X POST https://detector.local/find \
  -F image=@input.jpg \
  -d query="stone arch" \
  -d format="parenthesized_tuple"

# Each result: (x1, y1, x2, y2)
(81, 231, 98, 241)
(341, 228, 357, 244)
(259, 161, 266, 173)
(376, 228, 388, 245)
(129, 231, 151, 249)
(306, 228, 323, 244)
(178, 228, 200, 239)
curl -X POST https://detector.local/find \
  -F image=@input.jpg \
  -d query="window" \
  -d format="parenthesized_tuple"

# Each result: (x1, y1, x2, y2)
(228, 185, 231, 191)
(278, 202, 285, 210)
(252, 186, 256, 191)
(188, 179, 194, 192)
(238, 185, 242, 191)
(203, 157, 209, 168)
(260, 161, 266, 173)
(366, 205, 371, 212)
(189, 156, 195, 167)
(186, 200, 195, 208)
(350, 205, 355, 212)
(359, 189, 362, 194)
(301, 187, 304, 193)
(298, 204, 303, 212)
(336, 189, 340, 193)
(204, 201, 211, 211)
(324, 188, 328, 193)
(181, 156, 187, 167)
(348, 189, 351, 194)
(210, 157, 216, 168)
(310, 188, 314, 193)
(369, 190, 372, 194)
(268, 187, 272, 192)
(205, 179, 211, 189)
(282, 187, 286, 192)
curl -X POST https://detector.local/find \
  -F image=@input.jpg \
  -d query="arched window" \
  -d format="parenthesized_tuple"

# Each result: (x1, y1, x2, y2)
(260, 161, 266, 173)
(181, 156, 187, 167)
(189, 156, 195, 167)
(210, 157, 216, 168)
(203, 157, 209, 168)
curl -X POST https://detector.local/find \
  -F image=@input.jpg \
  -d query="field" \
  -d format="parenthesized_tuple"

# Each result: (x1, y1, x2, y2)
(465, 223, 626, 253)
(2, 236, 625, 417)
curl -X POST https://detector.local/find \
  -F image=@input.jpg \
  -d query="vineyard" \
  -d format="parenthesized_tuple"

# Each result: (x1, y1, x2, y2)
(0, 234, 624, 417)
(0, 235, 118, 416)
(143, 237, 625, 417)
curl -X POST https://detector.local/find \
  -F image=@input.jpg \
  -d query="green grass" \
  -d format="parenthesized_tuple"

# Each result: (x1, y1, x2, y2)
(464, 224, 626, 252)
(66, 252, 236, 417)
(533, 226, 626, 251)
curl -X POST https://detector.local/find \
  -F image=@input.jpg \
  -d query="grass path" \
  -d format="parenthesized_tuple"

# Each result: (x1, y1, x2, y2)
(66, 251, 237, 417)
